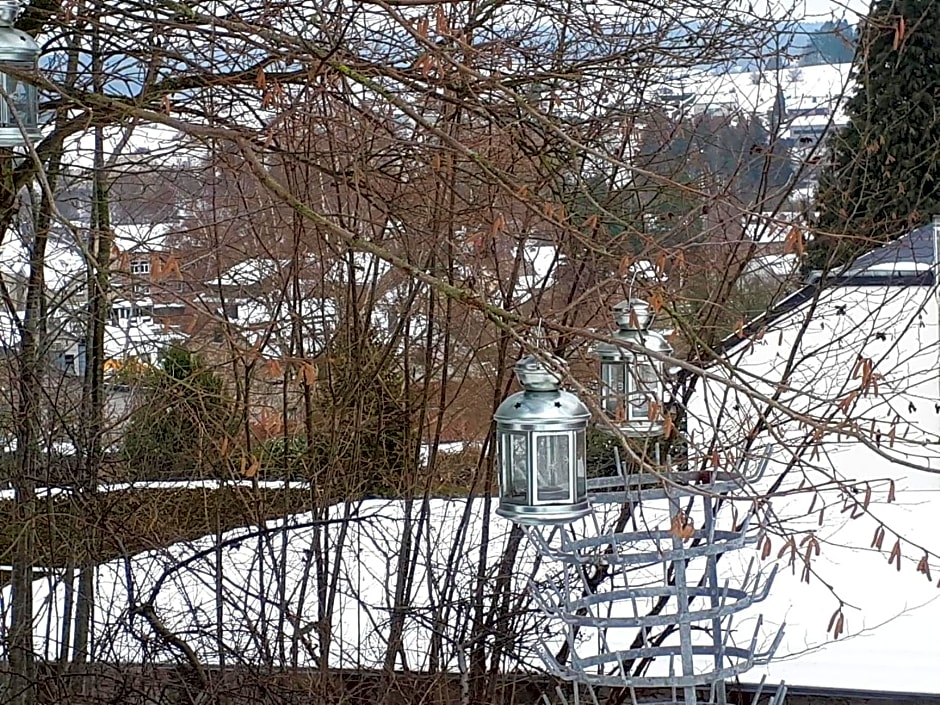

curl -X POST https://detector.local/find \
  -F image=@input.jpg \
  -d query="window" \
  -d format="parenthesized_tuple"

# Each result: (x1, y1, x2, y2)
(536, 433, 570, 503)
(628, 362, 658, 421)
(130, 259, 150, 275)
(602, 362, 626, 418)
(501, 432, 528, 499)
(0, 64, 37, 130)
(576, 431, 586, 499)
(133, 283, 150, 296)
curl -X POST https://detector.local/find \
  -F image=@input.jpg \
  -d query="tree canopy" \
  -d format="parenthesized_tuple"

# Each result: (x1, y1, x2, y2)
(809, 0, 940, 270)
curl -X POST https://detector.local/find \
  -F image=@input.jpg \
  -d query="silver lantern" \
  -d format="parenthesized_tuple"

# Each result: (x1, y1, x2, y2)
(0, 0, 39, 147)
(595, 299, 672, 437)
(494, 354, 590, 525)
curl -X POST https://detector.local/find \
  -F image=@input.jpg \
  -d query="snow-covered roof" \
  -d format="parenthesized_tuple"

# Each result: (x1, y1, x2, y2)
(744, 212, 802, 244)
(211, 259, 289, 289)
(626, 258, 668, 284)
(0, 236, 86, 293)
(742, 254, 798, 281)
(328, 250, 394, 287)
(841, 222, 936, 278)
(684, 269, 940, 693)
(704, 284, 940, 441)
(2, 460, 938, 694)
(789, 112, 835, 129)
(226, 296, 337, 358)
(61, 124, 205, 171)
(722, 223, 939, 361)
(739, 442, 940, 693)
(113, 222, 176, 251)
(514, 242, 562, 302)
(103, 318, 177, 363)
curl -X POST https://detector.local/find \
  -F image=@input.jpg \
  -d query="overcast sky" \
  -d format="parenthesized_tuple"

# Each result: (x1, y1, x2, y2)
(793, 0, 869, 21)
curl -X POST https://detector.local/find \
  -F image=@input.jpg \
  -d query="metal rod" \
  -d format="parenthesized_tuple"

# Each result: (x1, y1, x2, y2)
(703, 495, 727, 705)
(668, 490, 697, 705)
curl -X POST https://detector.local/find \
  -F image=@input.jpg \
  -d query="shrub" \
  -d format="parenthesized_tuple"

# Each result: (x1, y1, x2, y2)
(122, 345, 237, 479)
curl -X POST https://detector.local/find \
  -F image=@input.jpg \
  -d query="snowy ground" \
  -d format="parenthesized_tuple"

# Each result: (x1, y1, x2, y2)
(1, 440, 938, 694)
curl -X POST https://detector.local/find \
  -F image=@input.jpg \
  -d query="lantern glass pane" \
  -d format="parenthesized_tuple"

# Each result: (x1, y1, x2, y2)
(1, 62, 37, 130)
(628, 361, 658, 421)
(502, 432, 527, 498)
(602, 362, 625, 417)
(536, 434, 570, 502)
(575, 430, 586, 499)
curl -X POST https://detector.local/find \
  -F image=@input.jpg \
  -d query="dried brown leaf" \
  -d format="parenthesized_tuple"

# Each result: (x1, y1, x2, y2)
(872, 525, 885, 550)
(435, 5, 448, 34)
(243, 458, 261, 479)
(490, 212, 505, 238)
(838, 391, 857, 415)
(669, 511, 695, 541)
(618, 254, 632, 278)
(827, 607, 840, 634)
(416, 16, 429, 38)
(650, 291, 665, 314)
(663, 413, 675, 439)
(917, 555, 932, 581)
(783, 226, 805, 256)
(298, 361, 318, 387)
(889, 539, 902, 571)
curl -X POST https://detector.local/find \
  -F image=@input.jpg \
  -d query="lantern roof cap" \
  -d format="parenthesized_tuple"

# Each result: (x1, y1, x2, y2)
(596, 299, 674, 360)
(613, 299, 654, 330)
(0, 1, 20, 26)
(0, 0, 39, 65)
(514, 353, 567, 392)
(493, 388, 590, 425)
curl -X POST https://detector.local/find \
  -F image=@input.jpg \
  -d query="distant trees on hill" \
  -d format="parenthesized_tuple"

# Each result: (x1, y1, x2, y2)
(798, 20, 857, 66)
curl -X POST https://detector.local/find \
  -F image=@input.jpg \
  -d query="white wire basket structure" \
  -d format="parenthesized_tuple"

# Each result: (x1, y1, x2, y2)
(522, 446, 787, 705)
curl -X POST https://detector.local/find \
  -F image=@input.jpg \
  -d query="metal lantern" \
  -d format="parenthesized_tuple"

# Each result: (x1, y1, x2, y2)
(595, 299, 672, 437)
(0, 0, 39, 147)
(494, 354, 590, 525)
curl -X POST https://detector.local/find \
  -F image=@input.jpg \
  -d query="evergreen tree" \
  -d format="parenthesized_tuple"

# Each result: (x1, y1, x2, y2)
(808, 1, 940, 270)
(122, 345, 235, 478)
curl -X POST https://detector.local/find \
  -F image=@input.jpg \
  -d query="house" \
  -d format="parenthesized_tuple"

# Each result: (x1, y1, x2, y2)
(685, 219, 940, 693)
(111, 242, 189, 323)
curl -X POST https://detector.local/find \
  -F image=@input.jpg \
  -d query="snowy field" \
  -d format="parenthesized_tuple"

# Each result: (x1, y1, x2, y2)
(1, 440, 938, 694)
